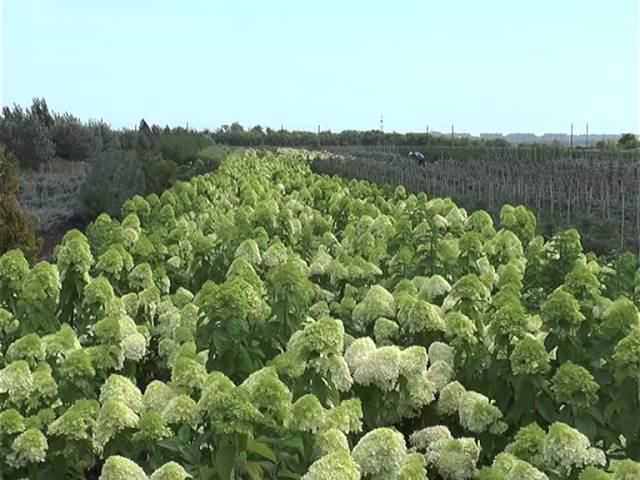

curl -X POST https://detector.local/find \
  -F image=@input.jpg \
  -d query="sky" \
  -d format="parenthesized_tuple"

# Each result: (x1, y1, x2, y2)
(1, 0, 639, 135)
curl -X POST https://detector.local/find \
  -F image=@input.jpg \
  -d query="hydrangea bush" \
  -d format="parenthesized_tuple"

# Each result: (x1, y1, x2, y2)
(0, 149, 640, 479)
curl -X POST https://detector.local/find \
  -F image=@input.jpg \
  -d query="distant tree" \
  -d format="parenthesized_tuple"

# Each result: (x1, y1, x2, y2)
(119, 128, 139, 150)
(30, 97, 54, 129)
(136, 118, 155, 152)
(81, 149, 146, 217)
(87, 119, 118, 152)
(158, 130, 209, 165)
(0, 145, 43, 260)
(144, 154, 177, 195)
(618, 133, 639, 150)
(51, 112, 99, 161)
(0, 101, 55, 169)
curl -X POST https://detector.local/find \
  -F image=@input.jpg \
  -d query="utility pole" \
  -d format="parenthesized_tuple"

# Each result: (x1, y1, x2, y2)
(586, 123, 589, 148)
(570, 123, 574, 151)
(451, 124, 454, 146)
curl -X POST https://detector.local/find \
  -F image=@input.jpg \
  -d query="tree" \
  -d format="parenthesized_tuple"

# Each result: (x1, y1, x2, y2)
(0, 102, 55, 169)
(81, 149, 146, 217)
(30, 97, 54, 129)
(51, 112, 99, 161)
(0, 145, 43, 259)
(136, 118, 156, 152)
(618, 133, 639, 150)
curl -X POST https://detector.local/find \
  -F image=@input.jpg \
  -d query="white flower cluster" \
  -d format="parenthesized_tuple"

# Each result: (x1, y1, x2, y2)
(309, 355, 353, 392)
(424, 437, 480, 480)
(306, 426, 428, 480)
(239, 366, 293, 424)
(0, 307, 19, 335)
(314, 428, 350, 458)
(0, 360, 34, 406)
(99, 455, 191, 480)
(426, 360, 455, 391)
(488, 452, 549, 480)
(344, 339, 437, 422)
(428, 342, 455, 367)
(150, 461, 192, 480)
(350, 345, 402, 391)
(457, 391, 505, 434)
(100, 374, 143, 413)
(94, 400, 140, 453)
(351, 285, 396, 332)
(290, 394, 326, 433)
(396, 294, 446, 336)
(93, 375, 143, 452)
(234, 238, 262, 267)
(421, 275, 452, 301)
(344, 337, 377, 374)
(309, 246, 333, 277)
(399, 371, 437, 419)
(410, 425, 453, 451)
(351, 428, 407, 478)
(42, 324, 81, 359)
(435, 381, 505, 434)
(302, 450, 361, 480)
(7, 428, 48, 468)
(324, 398, 363, 435)
(163, 394, 199, 427)
(542, 422, 606, 476)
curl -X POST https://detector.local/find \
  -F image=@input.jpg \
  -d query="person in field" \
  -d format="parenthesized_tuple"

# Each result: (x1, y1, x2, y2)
(408, 151, 426, 165)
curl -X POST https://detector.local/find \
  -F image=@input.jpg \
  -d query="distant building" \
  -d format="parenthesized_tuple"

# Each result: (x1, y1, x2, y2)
(480, 133, 506, 140)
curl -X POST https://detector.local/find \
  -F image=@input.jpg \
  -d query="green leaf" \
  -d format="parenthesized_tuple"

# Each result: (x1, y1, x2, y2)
(198, 466, 217, 480)
(158, 438, 183, 453)
(536, 394, 558, 422)
(277, 470, 301, 479)
(247, 438, 278, 463)
(575, 415, 597, 440)
(178, 424, 191, 443)
(244, 462, 264, 480)
(215, 444, 237, 480)
(281, 436, 305, 456)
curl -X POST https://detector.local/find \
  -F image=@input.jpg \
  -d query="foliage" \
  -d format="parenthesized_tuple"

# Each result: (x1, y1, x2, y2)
(1, 149, 640, 479)
(0, 145, 43, 260)
(618, 133, 639, 150)
(81, 149, 146, 217)
(0, 99, 55, 170)
(50, 112, 101, 161)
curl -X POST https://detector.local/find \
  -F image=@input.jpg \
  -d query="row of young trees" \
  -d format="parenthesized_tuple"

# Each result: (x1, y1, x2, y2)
(312, 149, 640, 257)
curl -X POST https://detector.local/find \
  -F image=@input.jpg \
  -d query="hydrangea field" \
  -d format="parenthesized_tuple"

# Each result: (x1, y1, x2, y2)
(1, 149, 640, 479)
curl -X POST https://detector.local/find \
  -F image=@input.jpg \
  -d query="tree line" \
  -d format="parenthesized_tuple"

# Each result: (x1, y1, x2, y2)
(0, 98, 230, 260)
(210, 121, 639, 151)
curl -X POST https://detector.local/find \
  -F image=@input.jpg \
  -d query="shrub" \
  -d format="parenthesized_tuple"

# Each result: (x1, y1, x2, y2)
(0, 145, 42, 260)
(81, 149, 145, 217)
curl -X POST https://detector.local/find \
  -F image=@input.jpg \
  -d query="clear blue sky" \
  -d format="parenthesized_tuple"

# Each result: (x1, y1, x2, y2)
(2, 0, 638, 134)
